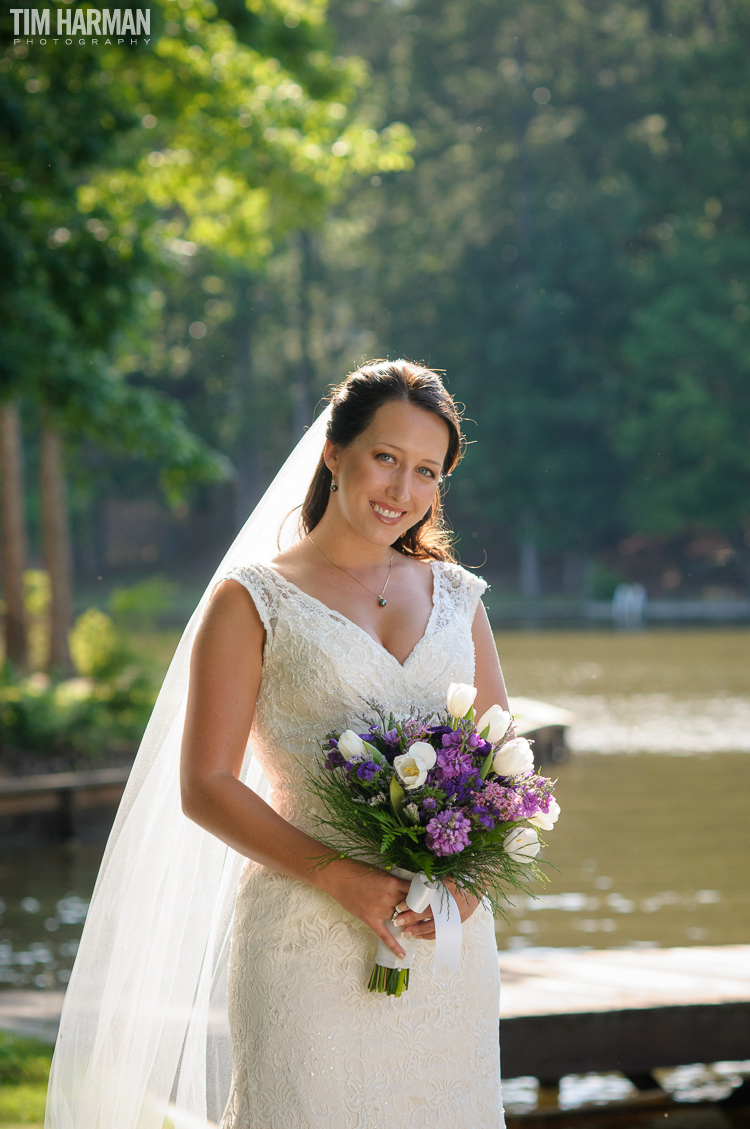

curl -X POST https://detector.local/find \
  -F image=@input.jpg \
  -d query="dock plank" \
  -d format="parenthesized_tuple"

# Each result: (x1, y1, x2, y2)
(500, 945, 750, 1016)
(499, 946, 750, 1080)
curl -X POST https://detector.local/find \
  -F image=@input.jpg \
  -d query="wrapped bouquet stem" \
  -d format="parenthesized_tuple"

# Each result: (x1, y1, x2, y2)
(370, 868, 462, 997)
(308, 683, 560, 996)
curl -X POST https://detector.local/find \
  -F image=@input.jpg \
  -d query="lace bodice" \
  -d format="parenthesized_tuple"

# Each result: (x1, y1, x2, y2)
(224, 558, 487, 834)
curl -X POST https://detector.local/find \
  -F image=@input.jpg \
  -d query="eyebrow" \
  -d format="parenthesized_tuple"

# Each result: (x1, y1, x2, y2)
(375, 441, 443, 468)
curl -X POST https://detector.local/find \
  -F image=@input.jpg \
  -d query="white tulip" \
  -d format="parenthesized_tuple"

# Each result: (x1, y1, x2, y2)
(528, 799, 561, 831)
(503, 826, 541, 863)
(492, 736, 534, 777)
(393, 753, 430, 790)
(477, 704, 512, 743)
(406, 741, 437, 770)
(446, 682, 477, 719)
(337, 730, 368, 762)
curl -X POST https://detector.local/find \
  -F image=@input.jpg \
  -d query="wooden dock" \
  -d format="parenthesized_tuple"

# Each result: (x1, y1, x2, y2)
(0, 766, 130, 846)
(498, 945, 750, 1082)
(2, 945, 748, 1074)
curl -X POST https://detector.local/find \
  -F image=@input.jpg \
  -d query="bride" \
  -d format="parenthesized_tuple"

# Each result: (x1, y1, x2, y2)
(46, 360, 509, 1128)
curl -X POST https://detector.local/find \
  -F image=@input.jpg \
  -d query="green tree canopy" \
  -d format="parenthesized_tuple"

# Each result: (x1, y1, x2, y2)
(0, 0, 412, 493)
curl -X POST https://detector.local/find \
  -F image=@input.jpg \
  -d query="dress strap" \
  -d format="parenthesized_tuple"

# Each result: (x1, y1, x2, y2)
(215, 563, 280, 646)
(432, 560, 488, 628)
(465, 569, 489, 620)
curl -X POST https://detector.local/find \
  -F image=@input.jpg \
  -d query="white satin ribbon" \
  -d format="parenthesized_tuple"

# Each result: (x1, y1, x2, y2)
(374, 870, 463, 976)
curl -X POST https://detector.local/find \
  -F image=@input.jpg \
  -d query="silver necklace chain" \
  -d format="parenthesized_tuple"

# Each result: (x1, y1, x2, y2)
(308, 535, 394, 608)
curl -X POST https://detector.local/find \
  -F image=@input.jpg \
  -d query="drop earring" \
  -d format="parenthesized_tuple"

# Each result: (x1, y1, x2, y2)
(330, 475, 338, 492)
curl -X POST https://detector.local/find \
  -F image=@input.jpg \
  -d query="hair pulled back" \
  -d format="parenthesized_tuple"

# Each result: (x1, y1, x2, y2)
(301, 359, 463, 561)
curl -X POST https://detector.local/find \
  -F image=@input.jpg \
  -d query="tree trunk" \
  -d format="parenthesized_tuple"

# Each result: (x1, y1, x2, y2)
(519, 539, 542, 598)
(231, 276, 268, 529)
(40, 425, 74, 673)
(0, 402, 28, 668)
(519, 511, 542, 598)
(292, 230, 314, 438)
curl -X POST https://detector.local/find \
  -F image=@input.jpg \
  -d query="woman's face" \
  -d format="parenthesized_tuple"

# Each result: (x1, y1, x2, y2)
(324, 399, 451, 546)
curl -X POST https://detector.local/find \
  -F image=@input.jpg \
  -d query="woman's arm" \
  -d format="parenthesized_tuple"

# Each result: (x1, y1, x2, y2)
(180, 578, 410, 957)
(472, 600, 510, 718)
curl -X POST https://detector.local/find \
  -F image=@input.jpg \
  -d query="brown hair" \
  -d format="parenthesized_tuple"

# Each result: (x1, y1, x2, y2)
(301, 359, 463, 561)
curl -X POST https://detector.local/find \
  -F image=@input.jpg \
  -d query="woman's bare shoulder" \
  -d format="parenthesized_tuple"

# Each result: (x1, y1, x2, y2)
(200, 577, 265, 641)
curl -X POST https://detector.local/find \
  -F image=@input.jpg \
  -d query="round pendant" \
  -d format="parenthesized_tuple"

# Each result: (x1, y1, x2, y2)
(378, 596, 387, 607)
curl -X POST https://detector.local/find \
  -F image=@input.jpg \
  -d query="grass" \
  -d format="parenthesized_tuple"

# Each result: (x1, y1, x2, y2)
(0, 1032, 52, 1126)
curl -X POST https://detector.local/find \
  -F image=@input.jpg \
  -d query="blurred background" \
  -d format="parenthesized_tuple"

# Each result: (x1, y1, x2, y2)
(0, 0, 749, 1123)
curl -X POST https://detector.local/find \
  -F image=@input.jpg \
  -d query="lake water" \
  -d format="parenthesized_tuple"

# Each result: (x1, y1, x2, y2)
(0, 629, 748, 988)
(494, 628, 750, 952)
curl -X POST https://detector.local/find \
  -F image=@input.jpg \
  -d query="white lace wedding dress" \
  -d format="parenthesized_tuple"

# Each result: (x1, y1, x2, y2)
(218, 558, 505, 1129)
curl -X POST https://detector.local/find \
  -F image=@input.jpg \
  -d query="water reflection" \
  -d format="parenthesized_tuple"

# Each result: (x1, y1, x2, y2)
(495, 749, 750, 950)
(503, 1061, 750, 1115)
(493, 630, 750, 951)
(0, 843, 98, 987)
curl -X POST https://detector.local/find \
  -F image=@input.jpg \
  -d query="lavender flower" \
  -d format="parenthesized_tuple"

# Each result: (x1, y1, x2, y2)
(425, 810, 472, 856)
(351, 759, 381, 783)
(435, 747, 475, 780)
(477, 775, 555, 822)
(441, 771, 481, 807)
(472, 808, 495, 830)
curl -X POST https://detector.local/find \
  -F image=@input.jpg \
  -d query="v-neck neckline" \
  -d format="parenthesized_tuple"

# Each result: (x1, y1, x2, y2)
(259, 558, 441, 671)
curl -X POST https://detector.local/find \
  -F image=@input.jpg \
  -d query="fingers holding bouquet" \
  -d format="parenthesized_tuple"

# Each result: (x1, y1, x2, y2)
(395, 883, 481, 940)
(395, 902, 435, 941)
(320, 856, 411, 959)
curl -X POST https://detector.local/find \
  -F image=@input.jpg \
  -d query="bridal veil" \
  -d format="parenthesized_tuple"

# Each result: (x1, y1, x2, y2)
(45, 406, 333, 1129)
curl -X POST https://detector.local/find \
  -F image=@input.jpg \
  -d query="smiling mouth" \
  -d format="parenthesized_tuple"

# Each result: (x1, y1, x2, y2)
(370, 501, 407, 523)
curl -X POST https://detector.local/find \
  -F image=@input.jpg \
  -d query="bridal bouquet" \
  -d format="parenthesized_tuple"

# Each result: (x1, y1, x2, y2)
(307, 683, 560, 996)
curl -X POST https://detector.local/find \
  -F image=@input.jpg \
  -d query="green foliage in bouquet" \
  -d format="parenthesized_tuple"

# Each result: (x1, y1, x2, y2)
(307, 758, 548, 916)
(304, 704, 555, 918)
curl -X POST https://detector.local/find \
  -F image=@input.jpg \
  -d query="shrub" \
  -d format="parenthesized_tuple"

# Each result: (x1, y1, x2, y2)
(109, 576, 178, 631)
(69, 608, 127, 679)
(0, 1031, 52, 1086)
(0, 609, 157, 761)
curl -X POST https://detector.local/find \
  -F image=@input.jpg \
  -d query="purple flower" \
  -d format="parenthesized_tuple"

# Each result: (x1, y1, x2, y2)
(429, 724, 452, 742)
(441, 770, 481, 805)
(477, 781, 523, 820)
(435, 747, 475, 780)
(324, 749, 346, 769)
(425, 809, 472, 856)
(421, 796, 437, 813)
(472, 808, 495, 830)
(351, 759, 381, 783)
(476, 773, 554, 822)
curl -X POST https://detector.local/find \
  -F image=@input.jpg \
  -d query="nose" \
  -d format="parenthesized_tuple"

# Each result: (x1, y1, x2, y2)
(385, 465, 410, 505)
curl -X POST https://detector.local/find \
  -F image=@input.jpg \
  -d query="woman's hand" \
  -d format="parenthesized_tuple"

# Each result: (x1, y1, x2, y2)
(392, 881, 482, 941)
(316, 858, 412, 959)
